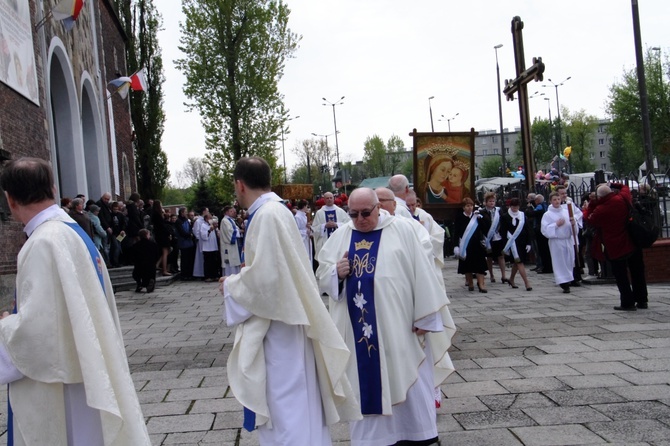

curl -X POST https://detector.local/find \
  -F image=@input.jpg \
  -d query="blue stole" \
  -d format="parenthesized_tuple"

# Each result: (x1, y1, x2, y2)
(325, 210, 337, 237)
(346, 229, 383, 414)
(458, 214, 480, 261)
(239, 209, 257, 432)
(413, 214, 420, 222)
(7, 222, 105, 446)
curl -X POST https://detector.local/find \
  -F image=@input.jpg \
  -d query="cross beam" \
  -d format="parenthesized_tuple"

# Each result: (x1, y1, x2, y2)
(501, 16, 545, 192)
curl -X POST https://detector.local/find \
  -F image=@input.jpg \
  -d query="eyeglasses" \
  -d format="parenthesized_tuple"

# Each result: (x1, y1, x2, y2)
(348, 208, 375, 219)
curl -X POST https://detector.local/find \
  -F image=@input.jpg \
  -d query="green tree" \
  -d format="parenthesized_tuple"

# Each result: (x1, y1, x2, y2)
(479, 155, 504, 178)
(386, 135, 406, 175)
(177, 0, 300, 180)
(363, 135, 388, 177)
(175, 157, 210, 188)
(290, 138, 334, 192)
(116, 0, 169, 199)
(161, 184, 189, 206)
(563, 108, 597, 173)
(530, 117, 557, 172)
(607, 48, 670, 174)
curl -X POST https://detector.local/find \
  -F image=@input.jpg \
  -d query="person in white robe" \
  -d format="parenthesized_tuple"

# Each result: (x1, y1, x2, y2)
(541, 191, 576, 293)
(294, 199, 313, 262)
(192, 207, 209, 278)
(558, 185, 584, 285)
(0, 157, 151, 446)
(219, 205, 242, 276)
(317, 187, 456, 446)
(311, 192, 350, 257)
(220, 157, 360, 445)
(388, 174, 414, 219)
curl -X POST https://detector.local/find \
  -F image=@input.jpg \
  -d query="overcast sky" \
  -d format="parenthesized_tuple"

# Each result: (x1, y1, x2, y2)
(156, 0, 667, 182)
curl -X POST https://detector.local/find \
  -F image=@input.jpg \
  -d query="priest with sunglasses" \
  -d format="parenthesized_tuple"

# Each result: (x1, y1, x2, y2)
(316, 187, 456, 446)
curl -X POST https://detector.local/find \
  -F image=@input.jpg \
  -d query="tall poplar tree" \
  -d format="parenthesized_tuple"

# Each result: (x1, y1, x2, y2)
(116, 0, 168, 199)
(176, 0, 300, 178)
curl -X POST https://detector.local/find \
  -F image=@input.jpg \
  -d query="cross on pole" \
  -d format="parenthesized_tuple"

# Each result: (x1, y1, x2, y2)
(502, 16, 545, 192)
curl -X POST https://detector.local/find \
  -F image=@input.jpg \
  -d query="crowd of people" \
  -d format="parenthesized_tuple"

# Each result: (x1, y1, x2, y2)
(5, 154, 652, 446)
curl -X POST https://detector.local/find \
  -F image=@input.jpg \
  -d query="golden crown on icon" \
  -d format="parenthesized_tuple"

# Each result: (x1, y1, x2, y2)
(427, 145, 459, 158)
(355, 239, 374, 251)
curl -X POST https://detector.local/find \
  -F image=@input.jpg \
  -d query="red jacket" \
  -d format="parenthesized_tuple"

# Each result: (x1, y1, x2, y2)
(586, 185, 635, 260)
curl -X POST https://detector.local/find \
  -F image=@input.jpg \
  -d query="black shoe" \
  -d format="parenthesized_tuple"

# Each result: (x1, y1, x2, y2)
(501, 278, 510, 284)
(559, 283, 570, 293)
(135, 286, 142, 293)
(636, 303, 648, 309)
(614, 306, 636, 311)
(508, 281, 519, 289)
(477, 285, 488, 293)
(570, 281, 582, 287)
(468, 286, 475, 292)
(147, 279, 156, 293)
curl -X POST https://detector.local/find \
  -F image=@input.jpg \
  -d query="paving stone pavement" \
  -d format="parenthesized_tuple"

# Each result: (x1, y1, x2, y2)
(2, 260, 670, 445)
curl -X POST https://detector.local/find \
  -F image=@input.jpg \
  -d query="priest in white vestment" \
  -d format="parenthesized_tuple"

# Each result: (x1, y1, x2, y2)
(388, 174, 414, 219)
(317, 188, 456, 446)
(219, 205, 242, 275)
(0, 157, 151, 446)
(311, 192, 350, 257)
(220, 157, 359, 445)
(192, 207, 209, 278)
(541, 192, 576, 293)
(294, 199, 313, 262)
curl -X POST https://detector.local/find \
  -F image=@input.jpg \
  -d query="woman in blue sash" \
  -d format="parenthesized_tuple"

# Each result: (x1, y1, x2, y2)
(500, 198, 533, 291)
(454, 197, 488, 292)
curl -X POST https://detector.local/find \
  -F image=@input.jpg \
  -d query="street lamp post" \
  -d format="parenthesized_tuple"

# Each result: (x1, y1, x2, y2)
(312, 131, 338, 190)
(542, 77, 571, 154)
(544, 97, 559, 172)
(441, 113, 459, 132)
(494, 43, 506, 175)
(428, 96, 435, 132)
(280, 115, 299, 184)
(322, 96, 344, 169)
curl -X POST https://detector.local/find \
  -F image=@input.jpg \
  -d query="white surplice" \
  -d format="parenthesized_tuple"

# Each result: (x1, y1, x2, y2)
(223, 193, 360, 445)
(0, 205, 150, 446)
(192, 216, 205, 277)
(311, 205, 350, 257)
(294, 209, 313, 262)
(316, 213, 456, 446)
(541, 205, 575, 285)
(219, 216, 242, 275)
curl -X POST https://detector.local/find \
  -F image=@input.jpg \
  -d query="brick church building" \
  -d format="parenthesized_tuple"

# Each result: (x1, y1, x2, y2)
(0, 0, 134, 305)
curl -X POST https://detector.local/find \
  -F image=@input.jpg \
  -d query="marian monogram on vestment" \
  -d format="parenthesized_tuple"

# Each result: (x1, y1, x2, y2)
(351, 239, 375, 278)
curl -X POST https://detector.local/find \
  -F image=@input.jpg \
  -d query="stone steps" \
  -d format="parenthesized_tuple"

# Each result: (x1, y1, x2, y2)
(108, 266, 179, 292)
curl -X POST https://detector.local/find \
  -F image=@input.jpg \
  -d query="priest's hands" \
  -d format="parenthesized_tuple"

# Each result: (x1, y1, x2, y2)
(337, 251, 350, 279)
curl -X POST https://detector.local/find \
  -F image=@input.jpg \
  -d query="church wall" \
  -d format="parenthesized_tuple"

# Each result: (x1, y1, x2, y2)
(0, 0, 132, 307)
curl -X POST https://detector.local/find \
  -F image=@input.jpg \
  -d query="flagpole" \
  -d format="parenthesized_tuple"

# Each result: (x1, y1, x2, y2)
(34, 10, 55, 31)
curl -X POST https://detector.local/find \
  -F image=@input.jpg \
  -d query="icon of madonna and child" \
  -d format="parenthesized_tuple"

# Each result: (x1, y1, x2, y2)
(419, 144, 472, 205)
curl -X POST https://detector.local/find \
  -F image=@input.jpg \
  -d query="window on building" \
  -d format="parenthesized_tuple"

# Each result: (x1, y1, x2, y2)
(483, 149, 488, 156)
(506, 147, 510, 155)
(492, 136, 497, 143)
(598, 138, 605, 145)
(600, 151, 605, 158)
(504, 136, 509, 142)
(481, 139, 487, 145)
(493, 149, 499, 155)
(589, 152, 595, 160)
(598, 125, 605, 133)
(601, 163, 607, 170)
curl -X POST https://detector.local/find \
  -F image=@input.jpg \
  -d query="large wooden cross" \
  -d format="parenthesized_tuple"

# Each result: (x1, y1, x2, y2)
(502, 16, 545, 192)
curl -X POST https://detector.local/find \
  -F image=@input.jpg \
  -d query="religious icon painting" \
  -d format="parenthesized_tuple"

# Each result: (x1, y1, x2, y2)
(411, 128, 478, 210)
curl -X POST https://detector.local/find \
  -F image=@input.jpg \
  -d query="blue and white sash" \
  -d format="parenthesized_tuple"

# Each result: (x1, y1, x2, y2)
(503, 213, 525, 263)
(325, 210, 337, 237)
(346, 229, 383, 414)
(458, 214, 480, 261)
(484, 207, 500, 253)
(7, 222, 107, 446)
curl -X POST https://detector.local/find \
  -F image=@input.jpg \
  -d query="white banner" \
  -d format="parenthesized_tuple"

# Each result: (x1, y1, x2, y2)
(0, 0, 40, 105)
